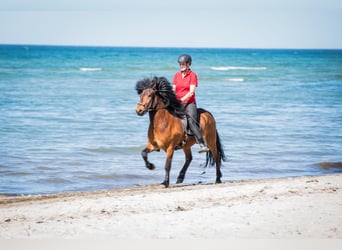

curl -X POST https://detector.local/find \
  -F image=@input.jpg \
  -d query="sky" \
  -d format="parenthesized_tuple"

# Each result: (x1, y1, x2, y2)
(0, 0, 341, 49)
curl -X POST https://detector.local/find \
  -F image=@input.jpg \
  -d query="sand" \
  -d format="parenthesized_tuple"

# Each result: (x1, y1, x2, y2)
(0, 174, 341, 239)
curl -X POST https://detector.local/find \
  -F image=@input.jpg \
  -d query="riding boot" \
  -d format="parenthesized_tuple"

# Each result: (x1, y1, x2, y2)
(198, 138, 210, 153)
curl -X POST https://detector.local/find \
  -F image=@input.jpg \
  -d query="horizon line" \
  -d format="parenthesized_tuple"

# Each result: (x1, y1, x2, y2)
(1, 43, 342, 50)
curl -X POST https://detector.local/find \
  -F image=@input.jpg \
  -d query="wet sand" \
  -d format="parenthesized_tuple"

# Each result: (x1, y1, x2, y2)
(0, 174, 341, 239)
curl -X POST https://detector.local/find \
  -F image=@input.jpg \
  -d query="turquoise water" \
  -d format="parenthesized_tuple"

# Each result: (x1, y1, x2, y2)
(1, 45, 341, 195)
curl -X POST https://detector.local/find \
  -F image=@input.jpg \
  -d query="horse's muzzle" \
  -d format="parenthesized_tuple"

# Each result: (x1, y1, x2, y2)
(136, 103, 147, 116)
(136, 109, 146, 116)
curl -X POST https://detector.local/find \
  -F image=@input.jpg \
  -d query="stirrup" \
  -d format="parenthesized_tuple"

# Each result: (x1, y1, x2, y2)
(198, 144, 210, 153)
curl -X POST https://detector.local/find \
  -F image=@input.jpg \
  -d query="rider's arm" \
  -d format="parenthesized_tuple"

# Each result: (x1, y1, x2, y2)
(180, 84, 196, 102)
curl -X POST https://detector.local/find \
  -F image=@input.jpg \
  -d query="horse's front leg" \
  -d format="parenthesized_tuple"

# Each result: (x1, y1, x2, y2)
(176, 147, 192, 184)
(142, 147, 155, 170)
(161, 148, 174, 188)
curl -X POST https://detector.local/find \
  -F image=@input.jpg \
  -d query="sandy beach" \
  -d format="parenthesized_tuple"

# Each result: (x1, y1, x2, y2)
(0, 174, 341, 239)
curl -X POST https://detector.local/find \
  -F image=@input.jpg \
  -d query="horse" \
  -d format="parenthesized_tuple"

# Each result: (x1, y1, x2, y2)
(135, 76, 226, 187)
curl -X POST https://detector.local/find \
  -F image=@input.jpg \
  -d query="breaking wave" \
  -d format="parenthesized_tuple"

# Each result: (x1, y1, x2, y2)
(211, 66, 267, 71)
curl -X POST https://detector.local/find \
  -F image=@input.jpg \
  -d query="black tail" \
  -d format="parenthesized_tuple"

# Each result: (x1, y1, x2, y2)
(205, 130, 227, 167)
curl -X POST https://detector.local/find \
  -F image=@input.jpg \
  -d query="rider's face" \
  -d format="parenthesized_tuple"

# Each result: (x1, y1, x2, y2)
(179, 62, 190, 72)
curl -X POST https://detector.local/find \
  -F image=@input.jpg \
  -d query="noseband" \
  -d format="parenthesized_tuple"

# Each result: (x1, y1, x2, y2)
(137, 89, 166, 113)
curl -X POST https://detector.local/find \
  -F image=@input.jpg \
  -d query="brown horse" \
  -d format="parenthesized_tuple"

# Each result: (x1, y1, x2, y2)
(135, 76, 226, 187)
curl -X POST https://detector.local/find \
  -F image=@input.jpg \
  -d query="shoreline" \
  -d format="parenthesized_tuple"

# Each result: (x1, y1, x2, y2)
(0, 171, 339, 202)
(1, 174, 341, 238)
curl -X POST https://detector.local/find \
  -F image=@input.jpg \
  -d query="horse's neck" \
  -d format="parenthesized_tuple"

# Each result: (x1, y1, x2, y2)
(149, 109, 178, 128)
(149, 109, 167, 122)
(148, 99, 167, 122)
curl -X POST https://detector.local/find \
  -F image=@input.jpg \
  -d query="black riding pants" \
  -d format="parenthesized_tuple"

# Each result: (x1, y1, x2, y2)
(182, 103, 205, 144)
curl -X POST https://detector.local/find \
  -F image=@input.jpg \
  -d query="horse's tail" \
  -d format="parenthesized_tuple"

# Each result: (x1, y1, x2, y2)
(205, 130, 227, 167)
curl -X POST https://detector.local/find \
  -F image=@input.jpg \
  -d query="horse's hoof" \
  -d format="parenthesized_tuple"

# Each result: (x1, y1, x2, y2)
(176, 178, 184, 184)
(215, 179, 222, 184)
(161, 181, 169, 188)
(146, 163, 155, 170)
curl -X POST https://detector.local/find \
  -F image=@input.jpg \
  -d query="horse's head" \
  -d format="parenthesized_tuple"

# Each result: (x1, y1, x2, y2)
(136, 86, 157, 116)
(135, 76, 183, 117)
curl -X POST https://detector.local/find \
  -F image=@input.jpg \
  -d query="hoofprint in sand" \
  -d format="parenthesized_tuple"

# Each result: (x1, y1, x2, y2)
(0, 174, 341, 238)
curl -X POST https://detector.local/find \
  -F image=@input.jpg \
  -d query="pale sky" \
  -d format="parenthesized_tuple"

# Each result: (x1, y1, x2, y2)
(1, 0, 341, 48)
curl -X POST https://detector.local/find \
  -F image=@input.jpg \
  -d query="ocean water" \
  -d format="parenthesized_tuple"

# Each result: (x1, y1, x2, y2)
(1, 45, 341, 195)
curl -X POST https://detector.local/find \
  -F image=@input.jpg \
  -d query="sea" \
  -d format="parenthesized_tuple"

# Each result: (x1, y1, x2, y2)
(1, 45, 341, 195)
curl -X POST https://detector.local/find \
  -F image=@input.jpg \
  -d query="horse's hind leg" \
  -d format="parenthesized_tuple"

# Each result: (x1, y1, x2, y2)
(176, 147, 192, 184)
(142, 148, 155, 170)
(210, 145, 222, 184)
(209, 146, 222, 184)
(205, 130, 222, 184)
(215, 162, 222, 183)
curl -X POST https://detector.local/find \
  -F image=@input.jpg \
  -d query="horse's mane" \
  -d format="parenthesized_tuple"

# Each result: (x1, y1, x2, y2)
(135, 76, 185, 118)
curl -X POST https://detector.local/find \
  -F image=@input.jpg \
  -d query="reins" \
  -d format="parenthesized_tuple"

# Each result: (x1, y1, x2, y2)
(137, 90, 168, 113)
(136, 102, 167, 112)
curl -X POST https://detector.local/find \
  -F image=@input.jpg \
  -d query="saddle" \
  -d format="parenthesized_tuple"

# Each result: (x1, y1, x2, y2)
(175, 115, 195, 150)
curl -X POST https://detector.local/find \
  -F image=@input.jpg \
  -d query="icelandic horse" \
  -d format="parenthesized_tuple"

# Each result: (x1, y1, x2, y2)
(135, 76, 226, 187)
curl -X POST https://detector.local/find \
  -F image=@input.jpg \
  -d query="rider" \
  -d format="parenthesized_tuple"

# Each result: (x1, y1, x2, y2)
(172, 54, 210, 153)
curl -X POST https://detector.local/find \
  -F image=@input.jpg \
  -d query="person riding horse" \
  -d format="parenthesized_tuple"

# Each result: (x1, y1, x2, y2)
(135, 76, 226, 186)
(172, 54, 210, 153)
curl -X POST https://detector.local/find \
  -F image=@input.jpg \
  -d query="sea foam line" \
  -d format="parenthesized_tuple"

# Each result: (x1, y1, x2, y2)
(226, 78, 244, 82)
(211, 66, 267, 71)
(79, 67, 102, 71)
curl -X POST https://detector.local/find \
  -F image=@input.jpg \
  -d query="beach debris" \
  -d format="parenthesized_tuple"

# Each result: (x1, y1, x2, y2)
(176, 206, 186, 211)
(306, 179, 319, 183)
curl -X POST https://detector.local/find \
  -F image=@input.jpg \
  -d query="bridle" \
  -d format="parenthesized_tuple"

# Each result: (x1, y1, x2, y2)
(137, 88, 168, 113)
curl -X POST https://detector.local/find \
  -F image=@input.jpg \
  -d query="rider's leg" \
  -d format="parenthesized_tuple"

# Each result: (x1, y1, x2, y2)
(184, 103, 209, 153)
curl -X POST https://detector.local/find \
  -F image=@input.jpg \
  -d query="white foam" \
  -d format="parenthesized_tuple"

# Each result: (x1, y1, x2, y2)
(226, 78, 244, 82)
(211, 66, 267, 71)
(79, 67, 102, 71)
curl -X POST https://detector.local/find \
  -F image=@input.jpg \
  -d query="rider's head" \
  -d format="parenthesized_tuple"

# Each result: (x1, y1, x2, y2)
(177, 54, 192, 65)
(177, 54, 192, 72)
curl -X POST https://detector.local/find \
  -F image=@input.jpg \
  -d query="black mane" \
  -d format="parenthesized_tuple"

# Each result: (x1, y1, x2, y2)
(135, 76, 185, 118)
(135, 78, 152, 95)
